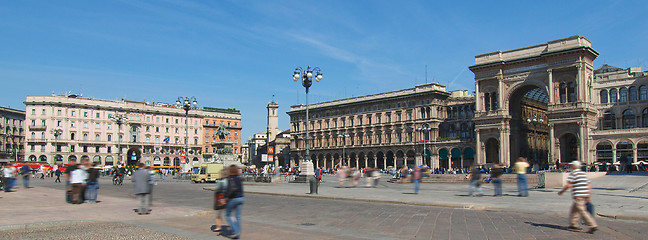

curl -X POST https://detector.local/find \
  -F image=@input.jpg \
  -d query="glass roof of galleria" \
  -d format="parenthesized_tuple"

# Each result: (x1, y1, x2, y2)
(523, 88, 548, 103)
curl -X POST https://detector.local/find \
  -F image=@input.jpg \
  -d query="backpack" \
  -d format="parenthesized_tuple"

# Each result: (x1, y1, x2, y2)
(227, 177, 239, 199)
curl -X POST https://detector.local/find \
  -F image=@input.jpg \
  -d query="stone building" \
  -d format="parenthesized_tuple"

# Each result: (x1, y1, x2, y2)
(470, 36, 648, 167)
(201, 107, 242, 162)
(0, 107, 25, 163)
(287, 83, 474, 170)
(24, 94, 241, 170)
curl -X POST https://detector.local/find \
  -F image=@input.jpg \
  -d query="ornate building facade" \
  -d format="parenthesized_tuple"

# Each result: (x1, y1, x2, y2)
(0, 107, 25, 162)
(288, 83, 475, 170)
(24, 94, 241, 169)
(471, 36, 648, 167)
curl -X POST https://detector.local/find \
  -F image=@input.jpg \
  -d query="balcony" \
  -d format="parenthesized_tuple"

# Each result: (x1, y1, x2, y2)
(29, 125, 47, 131)
(28, 137, 47, 143)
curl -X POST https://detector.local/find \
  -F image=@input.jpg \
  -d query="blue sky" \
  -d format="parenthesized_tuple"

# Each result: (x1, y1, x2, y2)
(1, 0, 647, 141)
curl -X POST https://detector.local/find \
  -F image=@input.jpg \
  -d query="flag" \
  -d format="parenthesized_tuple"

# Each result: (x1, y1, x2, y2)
(163, 137, 170, 143)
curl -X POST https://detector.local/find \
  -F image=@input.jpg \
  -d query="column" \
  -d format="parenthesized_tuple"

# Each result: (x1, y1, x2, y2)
(549, 123, 555, 165)
(547, 69, 554, 104)
(475, 129, 482, 165)
(612, 146, 617, 165)
(364, 158, 368, 169)
(633, 146, 638, 164)
(579, 121, 587, 164)
(475, 81, 481, 112)
(499, 126, 510, 166)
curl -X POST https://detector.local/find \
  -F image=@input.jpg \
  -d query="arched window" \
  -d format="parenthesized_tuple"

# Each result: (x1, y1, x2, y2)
(603, 111, 616, 130)
(484, 93, 491, 111)
(460, 123, 470, 138)
(622, 109, 635, 129)
(448, 125, 456, 137)
(568, 82, 576, 102)
(610, 89, 618, 103)
(640, 85, 647, 100)
(643, 108, 648, 128)
(600, 90, 608, 104)
(559, 83, 567, 103)
(620, 87, 628, 102)
(629, 86, 638, 101)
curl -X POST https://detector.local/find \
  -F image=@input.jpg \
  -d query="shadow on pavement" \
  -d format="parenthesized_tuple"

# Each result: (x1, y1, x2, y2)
(524, 222, 569, 231)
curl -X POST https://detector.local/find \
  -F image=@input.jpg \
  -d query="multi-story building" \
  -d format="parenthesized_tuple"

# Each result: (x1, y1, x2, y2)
(0, 107, 25, 162)
(288, 36, 648, 170)
(201, 107, 242, 162)
(470, 35, 648, 167)
(288, 83, 472, 170)
(24, 94, 241, 171)
(246, 132, 267, 166)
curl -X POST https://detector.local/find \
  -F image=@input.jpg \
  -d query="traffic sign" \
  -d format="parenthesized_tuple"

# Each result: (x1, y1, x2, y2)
(180, 152, 186, 158)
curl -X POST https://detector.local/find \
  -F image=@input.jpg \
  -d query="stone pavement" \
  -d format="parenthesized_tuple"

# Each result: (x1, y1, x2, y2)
(0, 173, 646, 239)
(243, 173, 648, 221)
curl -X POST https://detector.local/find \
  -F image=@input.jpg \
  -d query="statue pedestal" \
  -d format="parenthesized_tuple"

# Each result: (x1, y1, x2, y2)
(291, 161, 314, 183)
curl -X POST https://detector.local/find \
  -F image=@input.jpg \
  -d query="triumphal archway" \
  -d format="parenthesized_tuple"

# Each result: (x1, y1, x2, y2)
(470, 36, 599, 167)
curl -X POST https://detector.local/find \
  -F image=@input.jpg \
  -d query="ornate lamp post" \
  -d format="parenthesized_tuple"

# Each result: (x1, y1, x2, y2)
(293, 66, 323, 163)
(338, 133, 349, 167)
(50, 129, 62, 164)
(417, 123, 432, 167)
(526, 115, 544, 166)
(176, 96, 197, 173)
(109, 114, 129, 166)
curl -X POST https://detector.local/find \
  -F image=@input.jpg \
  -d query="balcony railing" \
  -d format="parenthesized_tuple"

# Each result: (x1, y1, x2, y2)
(29, 125, 47, 131)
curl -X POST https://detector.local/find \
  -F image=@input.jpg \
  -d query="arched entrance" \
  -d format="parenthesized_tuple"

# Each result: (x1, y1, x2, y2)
(126, 147, 141, 166)
(386, 151, 395, 169)
(406, 150, 416, 168)
(450, 148, 461, 168)
(485, 138, 499, 164)
(559, 133, 578, 163)
(595, 142, 613, 163)
(463, 148, 475, 167)
(105, 156, 114, 166)
(438, 148, 449, 169)
(39, 155, 47, 162)
(376, 151, 385, 170)
(395, 150, 405, 168)
(509, 86, 549, 166)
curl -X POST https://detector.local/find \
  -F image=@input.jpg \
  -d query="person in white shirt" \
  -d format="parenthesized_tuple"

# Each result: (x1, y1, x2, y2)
(70, 160, 89, 204)
(3, 164, 18, 192)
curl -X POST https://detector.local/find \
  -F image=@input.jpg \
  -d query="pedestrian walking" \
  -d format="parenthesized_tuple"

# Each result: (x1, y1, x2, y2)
(133, 163, 153, 214)
(490, 164, 503, 196)
(225, 165, 243, 239)
(69, 162, 88, 204)
(2, 163, 17, 192)
(20, 164, 32, 188)
(558, 161, 597, 234)
(54, 168, 62, 183)
(413, 166, 422, 194)
(514, 157, 529, 197)
(466, 164, 483, 197)
(211, 168, 229, 233)
(85, 162, 100, 203)
(337, 167, 346, 188)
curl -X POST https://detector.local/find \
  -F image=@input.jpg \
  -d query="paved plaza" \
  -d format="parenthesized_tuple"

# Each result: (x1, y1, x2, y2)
(0, 173, 646, 239)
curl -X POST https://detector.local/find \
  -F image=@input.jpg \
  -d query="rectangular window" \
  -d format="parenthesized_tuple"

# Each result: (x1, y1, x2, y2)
(95, 123, 100, 129)
(107, 146, 112, 153)
(41, 145, 45, 152)
(96, 113, 100, 118)
(107, 124, 112, 130)
(57, 109, 62, 116)
(71, 121, 76, 128)
(95, 146, 100, 153)
(70, 145, 75, 152)
(83, 122, 88, 128)
(42, 109, 46, 115)
(84, 112, 88, 117)
(71, 110, 76, 116)
(41, 120, 46, 126)
(83, 146, 88, 152)
(31, 109, 36, 115)
(30, 145, 35, 152)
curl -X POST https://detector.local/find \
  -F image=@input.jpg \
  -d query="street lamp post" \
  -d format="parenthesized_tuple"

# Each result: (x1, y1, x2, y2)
(338, 133, 349, 168)
(50, 129, 62, 164)
(176, 96, 197, 173)
(293, 66, 323, 164)
(109, 114, 129, 166)
(526, 115, 544, 166)
(417, 123, 432, 167)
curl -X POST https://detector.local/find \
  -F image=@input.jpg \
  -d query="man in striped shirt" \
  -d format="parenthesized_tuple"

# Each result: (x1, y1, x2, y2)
(558, 161, 597, 234)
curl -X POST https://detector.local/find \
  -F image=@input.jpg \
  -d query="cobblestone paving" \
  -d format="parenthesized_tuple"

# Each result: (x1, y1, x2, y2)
(0, 222, 192, 240)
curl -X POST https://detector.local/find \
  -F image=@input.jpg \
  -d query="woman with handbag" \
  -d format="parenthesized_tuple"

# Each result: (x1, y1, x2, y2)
(211, 168, 229, 233)
(224, 165, 243, 239)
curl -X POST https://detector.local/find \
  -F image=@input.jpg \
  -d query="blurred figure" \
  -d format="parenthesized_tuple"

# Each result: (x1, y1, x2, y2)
(54, 168, 62, 183)
(413, 166, 422, 194)
(558, 161, 597, 234)
(337, 167, 347, 188)
(20, 164, 32, 188)
(514, 157, 529, 197)
(85, 162, 100, 203)
(211, 167, 229, 233)
(490, 164, 503, 196)
(399, 166, 408, 184)
(466, 164, 483, 197)
(133, 163, 152, 214)
(352, 168, 361, 187)
(3, 163, 17, 192)
(69, 161, 88, 204)
(225, 165, 244, 239)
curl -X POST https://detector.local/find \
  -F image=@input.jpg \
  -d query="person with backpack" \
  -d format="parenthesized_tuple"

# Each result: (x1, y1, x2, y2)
(224, 165, 243, 239)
